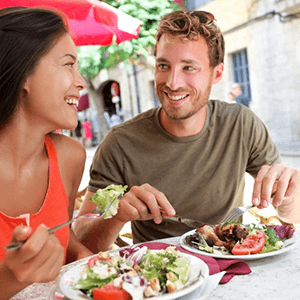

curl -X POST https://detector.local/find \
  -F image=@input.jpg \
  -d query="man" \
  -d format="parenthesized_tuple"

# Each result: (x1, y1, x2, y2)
(74, 10, 300, 253)
(227, 91, 236, 104)
(227, 83, 242, 104)
(231, 83, 243, 98)
(230, 82, 249, 107)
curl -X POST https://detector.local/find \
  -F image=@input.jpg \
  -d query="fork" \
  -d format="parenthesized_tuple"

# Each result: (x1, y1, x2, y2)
(4, 198, 117, 250)
(221, 204, 255, 223)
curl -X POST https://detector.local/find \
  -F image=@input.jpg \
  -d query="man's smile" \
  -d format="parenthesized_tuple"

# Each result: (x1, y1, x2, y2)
(165, 92, 190, 105)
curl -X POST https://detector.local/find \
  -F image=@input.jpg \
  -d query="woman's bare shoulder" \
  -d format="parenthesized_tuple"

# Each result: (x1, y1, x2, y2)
(48, 133, 86, 168)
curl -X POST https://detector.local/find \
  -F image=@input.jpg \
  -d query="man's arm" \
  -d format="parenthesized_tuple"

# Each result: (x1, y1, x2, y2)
(74, 185, 176, 253)
(65, 230, 94, 264)
(73, 191, 127, 253)
(252, 163, 300, 224)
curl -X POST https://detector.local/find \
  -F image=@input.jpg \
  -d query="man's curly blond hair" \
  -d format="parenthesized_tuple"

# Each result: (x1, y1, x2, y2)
(154, 10, 224, 68)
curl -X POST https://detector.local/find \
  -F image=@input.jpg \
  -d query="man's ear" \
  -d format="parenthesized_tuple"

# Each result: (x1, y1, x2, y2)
(212, 63, 224, 84)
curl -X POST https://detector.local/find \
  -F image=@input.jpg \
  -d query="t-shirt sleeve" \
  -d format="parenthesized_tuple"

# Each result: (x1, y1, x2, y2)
(88, 128, 125, 193)
(243, 107, 282, 177)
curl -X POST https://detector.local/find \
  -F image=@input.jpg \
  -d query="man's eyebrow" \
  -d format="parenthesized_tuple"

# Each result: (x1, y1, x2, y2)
(181, 59, 201, 65)
(156, 57, 200, 65)
(156, 58, 169, 63)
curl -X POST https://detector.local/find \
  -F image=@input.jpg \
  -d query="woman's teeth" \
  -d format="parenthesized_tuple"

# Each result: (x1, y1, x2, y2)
(65, 99, 78, 106)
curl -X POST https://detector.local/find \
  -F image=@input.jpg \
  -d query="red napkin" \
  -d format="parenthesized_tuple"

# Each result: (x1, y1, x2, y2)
(139, 242, 251, 284)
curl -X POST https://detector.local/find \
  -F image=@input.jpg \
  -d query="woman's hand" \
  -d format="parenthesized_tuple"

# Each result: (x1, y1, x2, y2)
(3, 224, 64, 283)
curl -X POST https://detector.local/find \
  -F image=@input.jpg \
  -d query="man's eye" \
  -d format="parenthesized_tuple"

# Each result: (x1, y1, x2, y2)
(157, 64, 168, 69)
(185, 66, 195, 71)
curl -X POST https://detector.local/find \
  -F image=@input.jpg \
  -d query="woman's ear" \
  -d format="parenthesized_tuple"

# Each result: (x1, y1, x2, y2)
(212, 63, 224, 85)
(22, 79, 30, 97)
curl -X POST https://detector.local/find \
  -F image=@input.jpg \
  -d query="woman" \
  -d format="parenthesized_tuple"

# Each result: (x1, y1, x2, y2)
(0, 7, 93, 298)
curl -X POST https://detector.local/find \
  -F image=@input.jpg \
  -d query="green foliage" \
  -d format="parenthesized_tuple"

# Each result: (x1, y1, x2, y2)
(78, 0, 180, 78)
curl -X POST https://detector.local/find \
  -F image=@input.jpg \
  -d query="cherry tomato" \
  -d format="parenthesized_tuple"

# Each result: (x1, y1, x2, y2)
(93, 284, 132, 300)
(231, 230, 266, 255)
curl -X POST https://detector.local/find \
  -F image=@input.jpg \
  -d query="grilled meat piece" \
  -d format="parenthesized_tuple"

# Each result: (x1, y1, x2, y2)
(196, 225, 224, 247)
(214, 224, 249, 251)
(215, 224, 249, 242)
(193, 223, 250, 252)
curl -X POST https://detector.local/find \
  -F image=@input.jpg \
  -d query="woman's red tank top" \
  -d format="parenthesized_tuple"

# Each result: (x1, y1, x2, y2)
(0, 135, 70, 262)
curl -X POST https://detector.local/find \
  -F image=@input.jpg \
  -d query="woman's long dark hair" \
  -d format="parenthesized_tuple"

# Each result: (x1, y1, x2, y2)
(0, 6, 68, 128)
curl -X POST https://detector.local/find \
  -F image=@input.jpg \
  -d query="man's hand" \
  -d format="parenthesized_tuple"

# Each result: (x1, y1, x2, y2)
(73, 184, 176, 252)
(114, 183, 176, 224)
(252, 163, 300, 223)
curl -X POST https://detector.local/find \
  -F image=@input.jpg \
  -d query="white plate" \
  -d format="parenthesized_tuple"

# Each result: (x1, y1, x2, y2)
(59, 251, 209, 300)
(179, 229, 299, 260)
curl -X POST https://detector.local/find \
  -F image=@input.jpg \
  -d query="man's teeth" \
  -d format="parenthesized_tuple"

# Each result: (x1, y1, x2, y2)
(168, 94, 188, 100)
(65, 99, 78, 106)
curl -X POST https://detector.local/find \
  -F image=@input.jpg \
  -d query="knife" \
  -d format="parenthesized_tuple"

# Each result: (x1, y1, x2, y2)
(163, 215, 207, 229)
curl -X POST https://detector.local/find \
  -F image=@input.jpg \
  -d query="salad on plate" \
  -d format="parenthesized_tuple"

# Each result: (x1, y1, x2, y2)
(71, 246, 202, 300)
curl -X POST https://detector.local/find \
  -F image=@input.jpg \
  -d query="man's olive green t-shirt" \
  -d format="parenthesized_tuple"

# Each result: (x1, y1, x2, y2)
(88, 100, 281, 243)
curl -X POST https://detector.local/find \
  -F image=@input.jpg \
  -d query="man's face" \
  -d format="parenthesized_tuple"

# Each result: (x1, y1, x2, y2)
(231, 84, 242, 97)
(155, 34, 223, 121)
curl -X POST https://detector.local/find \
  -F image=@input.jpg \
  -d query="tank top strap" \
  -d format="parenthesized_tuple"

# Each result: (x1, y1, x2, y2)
(44, 134, 69, 207)
(44, 134, 59, 172)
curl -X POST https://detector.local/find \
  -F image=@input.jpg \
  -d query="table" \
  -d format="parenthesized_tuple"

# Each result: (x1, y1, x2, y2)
(11, 225, 300, 300)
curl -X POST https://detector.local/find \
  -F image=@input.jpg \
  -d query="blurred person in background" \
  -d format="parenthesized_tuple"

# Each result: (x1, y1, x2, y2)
(83, 118, 93, 148)
(74, 119, 84, 145)
(227, 91, 236, 104)
(226, 83, 242, 104)
(231, 82, 243, 99)
(231, 82, 251, 107)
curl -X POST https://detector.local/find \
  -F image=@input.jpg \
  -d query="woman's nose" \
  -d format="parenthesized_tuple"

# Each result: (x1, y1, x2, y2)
(76, 71, 87, 91)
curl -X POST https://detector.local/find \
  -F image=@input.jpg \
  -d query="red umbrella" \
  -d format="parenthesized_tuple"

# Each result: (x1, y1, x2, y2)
(0, 0, 142, 46)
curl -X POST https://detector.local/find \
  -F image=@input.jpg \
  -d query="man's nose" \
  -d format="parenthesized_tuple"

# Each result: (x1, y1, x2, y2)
(166, 69, 183, 90)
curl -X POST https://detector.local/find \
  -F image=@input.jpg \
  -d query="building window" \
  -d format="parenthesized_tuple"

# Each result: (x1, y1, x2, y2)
(232, 49, 252, 107)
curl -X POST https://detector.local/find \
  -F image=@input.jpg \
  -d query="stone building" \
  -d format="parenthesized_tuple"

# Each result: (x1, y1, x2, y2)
(197, 0, 300, 154)
(90, 0, 300, 154)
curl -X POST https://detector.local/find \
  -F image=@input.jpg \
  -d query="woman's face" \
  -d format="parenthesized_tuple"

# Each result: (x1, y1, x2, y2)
(21, 33, 86, 131)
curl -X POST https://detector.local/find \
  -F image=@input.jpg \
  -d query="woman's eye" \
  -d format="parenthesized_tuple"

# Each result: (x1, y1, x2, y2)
(66, 62, 75, 68)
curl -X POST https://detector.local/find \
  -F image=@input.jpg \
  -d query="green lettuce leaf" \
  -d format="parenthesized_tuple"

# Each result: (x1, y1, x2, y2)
(74, 268, 116, 296)
(139, 247, 191, 286)
(89, 184, 127, 219)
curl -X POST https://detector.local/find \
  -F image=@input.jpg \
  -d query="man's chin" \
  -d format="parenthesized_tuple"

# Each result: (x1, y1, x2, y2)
(163, 109, 193, 121)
